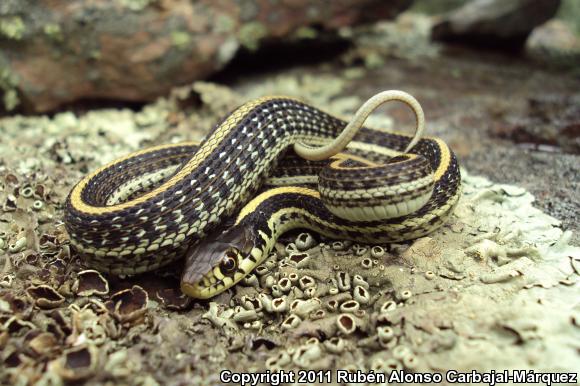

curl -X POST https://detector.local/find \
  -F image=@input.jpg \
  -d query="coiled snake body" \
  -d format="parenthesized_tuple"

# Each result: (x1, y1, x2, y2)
(64, 91, 461, 298)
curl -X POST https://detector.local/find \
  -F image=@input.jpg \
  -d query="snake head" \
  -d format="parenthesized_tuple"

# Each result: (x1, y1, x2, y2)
(180, 225, 256, 299)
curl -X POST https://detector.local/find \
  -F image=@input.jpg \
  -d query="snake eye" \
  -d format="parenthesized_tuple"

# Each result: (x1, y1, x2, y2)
(219, 250, 238, 274)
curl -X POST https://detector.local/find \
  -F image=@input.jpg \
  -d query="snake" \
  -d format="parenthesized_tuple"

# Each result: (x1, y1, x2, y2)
(64, 91, 461, 299)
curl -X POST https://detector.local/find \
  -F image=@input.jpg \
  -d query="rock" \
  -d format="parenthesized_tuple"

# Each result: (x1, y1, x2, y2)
(0, 0, 411, 113)
(526, 19, 580, 68)
(432, 0, 561, 49)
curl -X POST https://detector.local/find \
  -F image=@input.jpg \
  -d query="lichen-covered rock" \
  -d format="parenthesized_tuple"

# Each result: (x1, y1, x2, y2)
(432, 0, 561, 48)
(0, 0, 411, 112)
(526, 19, 580, 68)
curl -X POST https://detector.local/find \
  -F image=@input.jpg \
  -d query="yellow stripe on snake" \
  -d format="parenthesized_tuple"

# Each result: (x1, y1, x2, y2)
(64, 91, 461, 299)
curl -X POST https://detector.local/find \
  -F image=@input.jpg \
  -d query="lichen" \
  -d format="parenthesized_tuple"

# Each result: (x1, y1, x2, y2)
(171, 31, 191, 50)
(119, 0, 156, 12)
(0, 66, 20, 111)
(238, 21, 268, 51)
(43, 23, 63, 42)
(0, 15, 24, 40)
(293, 26, 318, 39)
(214, 14, 236, 34)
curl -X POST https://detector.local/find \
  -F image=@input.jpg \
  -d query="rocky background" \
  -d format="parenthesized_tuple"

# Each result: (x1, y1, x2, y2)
(0, 0, 579, 385)
(1, 0, 579, 113)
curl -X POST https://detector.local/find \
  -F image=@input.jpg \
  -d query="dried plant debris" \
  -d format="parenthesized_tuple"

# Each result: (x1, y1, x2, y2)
(73, 270, 109, 297)
(105, 286, 149, 324)
(1, 77, 579, 384)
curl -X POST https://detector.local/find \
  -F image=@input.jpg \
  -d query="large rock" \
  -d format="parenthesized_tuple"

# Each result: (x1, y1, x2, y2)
(526, 19, 580, 68)
(0, 0, 411, 113)
(432, 0, 561, 48)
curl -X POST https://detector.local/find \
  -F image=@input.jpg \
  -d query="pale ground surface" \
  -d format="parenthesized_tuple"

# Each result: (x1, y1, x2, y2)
(0, 14, 579, 386)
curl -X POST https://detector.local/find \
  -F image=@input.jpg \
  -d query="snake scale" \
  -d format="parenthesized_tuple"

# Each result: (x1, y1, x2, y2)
(64, 91, 461, 298)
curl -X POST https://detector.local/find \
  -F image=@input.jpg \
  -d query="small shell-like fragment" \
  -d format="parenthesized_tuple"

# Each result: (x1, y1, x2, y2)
(424, 271, 435, 280)
(290, 298, 321, 318)
(233, 309, 259, 322)
(49, 344, 98, 381)
(105, 285, 148, 323)
(332, 241, 346, 251)
(28, 332, 58, 356)
(353, 285, 370, 305)
(271, 297, 288, 313)
(277, 278, 292, 293)
(328, 287, 339, 295)
(73, 270, 109, 297)
(27, 285, 65, 309)
(393, 345, 412, 360)
(295, 233, 316, 251)
(32, 200, 44, 211)
(281, 314, 302, 330)
(285, 243, 298, 255)
(336, 313, 357, 335)
(242, 296, 262, 311)
(339, 300, 360, 313)
(377, 326, 394, 344)
(355, 246, 368, 256)
(360, 257, 373, 269)
(264, 256, 278, 269)
(271, 284, 282, 298)
(299, 275, 316, 290)
(292, 342, 322, 368)
(403, 354, 419, 369)
(326, 292, 352, 310)
(323, 337, 345, 353)
(370, 357, 402, 374)
(8, 236, 27, 253)
(380, 300, 397, 313)
(371, 246, 385, 258)
(305, 337, 319, 345)
(258, 293, 273, 313)
(288, 273, 299, 283)
(303, 287, 316, 299)
(288, 252, 311, 268)
(156, 288, 192, 311)
(326, 299, 339, 312)
(352, 275, 369, 289)
(254, 265, 269, 276)
(337, 272, 351, 291)
(202, 302, 238, 331)
(398, 290, 413, 301)
(5, 316, 36, 334)
(266, 352, 291, 369)
(248, 320, 262, 330)
(0, 274, 13, 288)
(0, 238, 5, 250)
(262, 275, 276, 289)
(21, 186, 34, 198)
(242, 273, 259, 286)
(290, 286, 304, 300)
(309, 309, 326, 320)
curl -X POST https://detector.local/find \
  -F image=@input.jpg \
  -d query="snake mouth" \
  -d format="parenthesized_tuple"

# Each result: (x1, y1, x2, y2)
(180, 226, 255, 299)
(180, 280, 213, 299)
